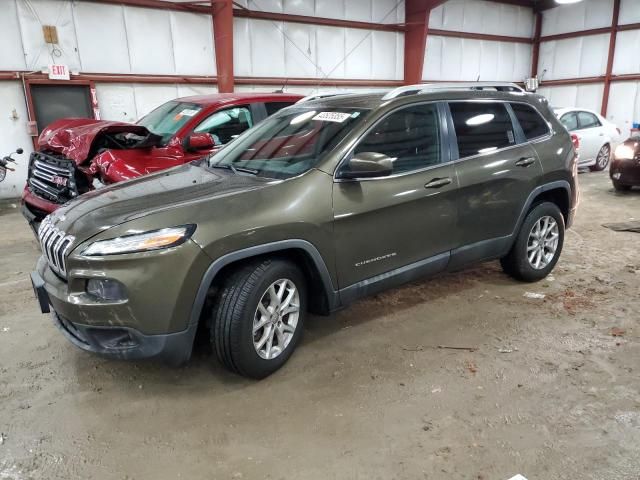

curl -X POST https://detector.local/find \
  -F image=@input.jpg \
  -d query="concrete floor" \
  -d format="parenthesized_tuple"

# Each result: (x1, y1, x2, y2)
(1, 171, 639, 480)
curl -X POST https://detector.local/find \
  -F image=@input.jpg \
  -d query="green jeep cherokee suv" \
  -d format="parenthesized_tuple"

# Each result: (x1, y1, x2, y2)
(31, 83, 579, 378)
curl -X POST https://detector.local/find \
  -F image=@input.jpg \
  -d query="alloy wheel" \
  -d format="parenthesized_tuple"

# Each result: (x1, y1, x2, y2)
(527, 216, 559, 270)
(596, 145, 610, 170)
(252, 278, 300, 360)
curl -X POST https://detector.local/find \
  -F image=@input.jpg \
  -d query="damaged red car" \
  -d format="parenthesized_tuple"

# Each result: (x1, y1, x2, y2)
(22, 92, 302, 227)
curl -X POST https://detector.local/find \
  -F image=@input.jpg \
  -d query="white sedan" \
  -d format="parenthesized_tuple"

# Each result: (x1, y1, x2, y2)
(554, 108, 622, 171)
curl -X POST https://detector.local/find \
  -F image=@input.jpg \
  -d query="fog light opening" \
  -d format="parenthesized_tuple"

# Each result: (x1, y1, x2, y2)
(86, 278, 127, 301)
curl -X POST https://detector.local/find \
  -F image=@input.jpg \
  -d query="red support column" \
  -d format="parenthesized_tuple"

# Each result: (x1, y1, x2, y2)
(531, 12, 542, 78)
(404, 0, 445, 85)
(601, 0, 621, 117)
(212, 0, 234, 93)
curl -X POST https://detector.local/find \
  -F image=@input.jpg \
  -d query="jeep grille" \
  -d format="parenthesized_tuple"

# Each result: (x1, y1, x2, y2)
(38, 218, 75, 277)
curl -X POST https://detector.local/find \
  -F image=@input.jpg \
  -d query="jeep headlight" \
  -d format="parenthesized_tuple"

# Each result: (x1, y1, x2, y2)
(82, 225, 196, 256)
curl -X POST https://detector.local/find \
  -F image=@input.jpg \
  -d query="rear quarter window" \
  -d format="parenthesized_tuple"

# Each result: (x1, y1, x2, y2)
(511, 103, 549, 140)
(449, 102, 516, 158)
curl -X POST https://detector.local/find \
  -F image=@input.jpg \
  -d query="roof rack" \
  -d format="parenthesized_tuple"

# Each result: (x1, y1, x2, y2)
(296, 88, 388, 104)
(381, 82, 525, 100)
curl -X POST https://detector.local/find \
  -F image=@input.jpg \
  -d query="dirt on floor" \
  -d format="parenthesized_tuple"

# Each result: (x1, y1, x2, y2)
(1, 171, 639, 480)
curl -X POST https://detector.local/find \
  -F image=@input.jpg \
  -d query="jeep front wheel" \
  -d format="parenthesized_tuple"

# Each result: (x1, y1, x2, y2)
(211, 259, 306, 378)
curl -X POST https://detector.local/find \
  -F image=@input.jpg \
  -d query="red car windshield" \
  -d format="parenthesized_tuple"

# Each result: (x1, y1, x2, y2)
(137, 101, 202, 144)
(208, 107, 369, 179)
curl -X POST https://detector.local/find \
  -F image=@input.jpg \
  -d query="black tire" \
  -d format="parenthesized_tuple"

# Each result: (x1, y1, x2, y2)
(613, 180, 631, 192)
(590, 144, 610, 171)
(500, 202, 565, 282)
(211, 258, 307, 379)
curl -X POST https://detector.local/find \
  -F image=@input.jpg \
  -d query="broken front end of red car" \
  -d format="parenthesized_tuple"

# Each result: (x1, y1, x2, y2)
(22, 119, 161, 230)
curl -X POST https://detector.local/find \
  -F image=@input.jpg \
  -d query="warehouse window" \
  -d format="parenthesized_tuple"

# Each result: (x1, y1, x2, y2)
(510, 103, 549, 140)
(354, 104, 441, 174)
(449, 102, 516, 159)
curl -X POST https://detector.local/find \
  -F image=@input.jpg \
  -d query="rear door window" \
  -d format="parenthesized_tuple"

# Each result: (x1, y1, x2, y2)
(560, 113, 578, 131)
(194, 106, 253, 145)
(511, 103, 549, 140)
(449, 102, 516, 158)
(577, 111, 601, 129)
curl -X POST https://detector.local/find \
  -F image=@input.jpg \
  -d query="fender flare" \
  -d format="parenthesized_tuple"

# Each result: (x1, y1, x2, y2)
(187, 239, 338, 332)
(510, 180, 572, 238)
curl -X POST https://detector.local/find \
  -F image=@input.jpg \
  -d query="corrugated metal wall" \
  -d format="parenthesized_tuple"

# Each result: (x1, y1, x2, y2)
(423, 0, 533, 82)
(1, 0, 638, 199)
(537, 0, 640, 137)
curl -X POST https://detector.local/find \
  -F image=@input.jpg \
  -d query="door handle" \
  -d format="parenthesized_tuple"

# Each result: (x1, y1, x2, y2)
(424, 177, 452, 189)
(515, 157, 536, 167)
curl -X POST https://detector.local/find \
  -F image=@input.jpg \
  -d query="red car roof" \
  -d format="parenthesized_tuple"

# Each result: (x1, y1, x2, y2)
(176, 92, 303, 108)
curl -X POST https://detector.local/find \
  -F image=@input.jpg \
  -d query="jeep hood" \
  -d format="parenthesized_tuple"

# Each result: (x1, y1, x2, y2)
(38, 118, 161, 163)
(50, 162, 275, 242)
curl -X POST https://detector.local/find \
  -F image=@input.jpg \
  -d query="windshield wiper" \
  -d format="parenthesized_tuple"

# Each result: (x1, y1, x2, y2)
(209, 164, 258, 175)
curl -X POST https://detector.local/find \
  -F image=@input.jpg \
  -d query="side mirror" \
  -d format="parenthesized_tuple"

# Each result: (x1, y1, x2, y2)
(16, 148, 23, 155)
(338, 152, 393, 180)
(184, 133, 215, 151)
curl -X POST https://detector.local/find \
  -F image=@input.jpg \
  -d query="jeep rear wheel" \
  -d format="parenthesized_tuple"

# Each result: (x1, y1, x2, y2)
(211, 258, 306, 378)
(500, 202, 565, 282)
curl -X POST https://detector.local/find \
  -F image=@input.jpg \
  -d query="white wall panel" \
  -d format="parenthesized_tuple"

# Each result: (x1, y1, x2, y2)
(235, 19, 402, 79)
(315, 26, 346, 78)
(429, 0, 534, 38)
(613, 30, 640, 75)
(539, 34, 609, 80)
(233, 18, 253, 77)
(17, 0, 82, 71)
(170, 11, 216, 76)
(536, 84, 604, 113)
(95, 84, 138, 123)
(133, 85, 180, 119)
(0, 82, 34, 200)
(283, 23, 317, 77)
(619, 0, 640, 25)
(74, 3, 130, 74)
(541, 0, 614, 36)
(608, 82, 640, 138)
(176, 85, 218, 98)
(423, 36, 531, 81)
(0, 0, 27, 70)
(123, 7, 176, 75)
(238, 0, 403, 23)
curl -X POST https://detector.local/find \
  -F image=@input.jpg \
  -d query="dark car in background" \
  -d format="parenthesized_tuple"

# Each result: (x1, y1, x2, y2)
(611, 133, 640, 191)
(21, 92, 302, 228)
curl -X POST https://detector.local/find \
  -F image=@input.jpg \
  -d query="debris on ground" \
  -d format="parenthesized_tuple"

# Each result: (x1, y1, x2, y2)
(437, 345, 478, 352)
(431, 387, 442, 394)
(498, 347, 518, 353)
(609, 327, 626, 337)
(523, 292, 546, 300)
(603, 221, 640, 233)
(0, 433, 5, 445)
(465, 361, 478, 375)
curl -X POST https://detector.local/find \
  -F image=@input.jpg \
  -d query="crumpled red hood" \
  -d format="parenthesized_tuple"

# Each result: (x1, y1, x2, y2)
(37, 118, 154, 164)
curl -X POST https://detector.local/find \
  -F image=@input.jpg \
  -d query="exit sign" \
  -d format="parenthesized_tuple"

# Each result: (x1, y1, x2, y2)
(48, 64, 70, 80)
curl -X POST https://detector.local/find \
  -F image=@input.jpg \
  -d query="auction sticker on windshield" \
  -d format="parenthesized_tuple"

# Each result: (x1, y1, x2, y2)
(313, 112, 352, 123)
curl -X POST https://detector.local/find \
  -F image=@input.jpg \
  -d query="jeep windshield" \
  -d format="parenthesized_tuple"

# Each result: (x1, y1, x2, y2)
(137, 101, 203, 145)
(208, 107, 369, 179)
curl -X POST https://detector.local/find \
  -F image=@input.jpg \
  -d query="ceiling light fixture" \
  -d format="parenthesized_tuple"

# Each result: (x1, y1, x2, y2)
(555, 0, 583, 4)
